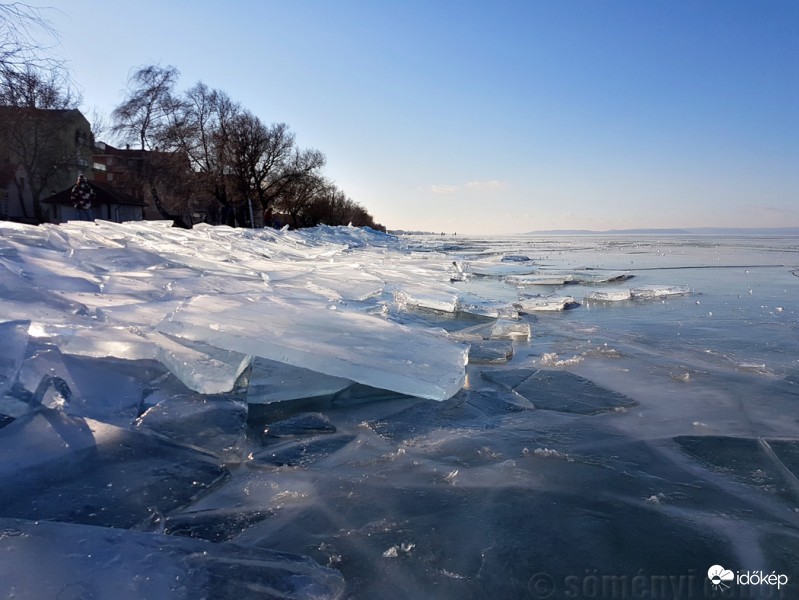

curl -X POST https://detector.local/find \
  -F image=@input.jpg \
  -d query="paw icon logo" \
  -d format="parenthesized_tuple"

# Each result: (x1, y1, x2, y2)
(707, 565, 734, 590)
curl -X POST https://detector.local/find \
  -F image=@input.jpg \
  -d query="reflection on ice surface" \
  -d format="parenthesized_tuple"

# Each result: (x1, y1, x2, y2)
(1, 223, 799, 598)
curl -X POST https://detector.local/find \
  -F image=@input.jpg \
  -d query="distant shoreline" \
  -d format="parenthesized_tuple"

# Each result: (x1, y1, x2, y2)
(522, 227, 799, 235)
(392, 227, 799, 236)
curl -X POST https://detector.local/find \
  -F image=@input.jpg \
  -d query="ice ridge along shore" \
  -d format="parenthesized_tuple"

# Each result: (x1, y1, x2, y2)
(0, 220, 470, 402)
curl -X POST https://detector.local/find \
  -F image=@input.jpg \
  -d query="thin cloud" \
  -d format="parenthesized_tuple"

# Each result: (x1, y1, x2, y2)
(431, 184, 458, 195)
(465, 180, 509, 191)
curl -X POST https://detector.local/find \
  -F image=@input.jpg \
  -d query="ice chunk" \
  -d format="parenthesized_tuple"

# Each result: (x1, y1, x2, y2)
(9, 347, 144, 426)
(463, 261, 540, 277)
(0, 517, 345, 600)
(29, 323, 250, 395)
(158, 293, 468, 400)
(0, 320, 29, 398)
(394, 283, 461, 313)
(505, 273, 573, 286)
(489, 319, 531, 340)
(135, 394, 248, 463)
(468, 340, 514, 364)
(501, 254, 532, 262)
(248, 357, 352, 404)
(630, 285, 691, 298)
(0, 409, 229, 528)
(584, 289, 633, 302)
(571, 270, 633, 283)
(514, 295, 578, 312)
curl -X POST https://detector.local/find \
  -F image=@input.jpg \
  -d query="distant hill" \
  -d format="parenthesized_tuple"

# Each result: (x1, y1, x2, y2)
(524, 227, 799, 236)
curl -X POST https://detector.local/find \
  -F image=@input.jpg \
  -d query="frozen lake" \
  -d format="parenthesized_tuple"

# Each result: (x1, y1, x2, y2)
(0, 223, 797, 599)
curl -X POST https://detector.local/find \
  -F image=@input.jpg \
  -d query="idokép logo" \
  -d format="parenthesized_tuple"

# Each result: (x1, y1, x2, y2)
(707, 564, 789, 592)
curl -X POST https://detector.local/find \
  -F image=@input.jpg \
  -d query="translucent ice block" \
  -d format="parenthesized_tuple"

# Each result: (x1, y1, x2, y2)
(158, 294, 468, 400)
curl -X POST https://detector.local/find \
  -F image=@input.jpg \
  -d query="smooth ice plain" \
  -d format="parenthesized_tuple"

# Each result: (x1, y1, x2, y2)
(1, 221, 798, 599)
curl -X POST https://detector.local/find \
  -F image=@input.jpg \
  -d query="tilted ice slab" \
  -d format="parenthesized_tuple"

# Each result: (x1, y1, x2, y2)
(584, 289, 633, 302)
(630, 285, 691, 298)
(505, 270, 633, 286)
(394, 283, 461, 313)
(514, 295, 578, 312)
(157, 293, 469, 401)
(461, 261, 541, 277)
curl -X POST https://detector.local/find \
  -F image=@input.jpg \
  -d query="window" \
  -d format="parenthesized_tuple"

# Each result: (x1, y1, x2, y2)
(93, 162, 106, 171)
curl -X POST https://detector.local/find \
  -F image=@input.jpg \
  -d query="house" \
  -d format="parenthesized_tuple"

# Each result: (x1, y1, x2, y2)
(0, 106, 94, 222)
(41, 180, 147, 223)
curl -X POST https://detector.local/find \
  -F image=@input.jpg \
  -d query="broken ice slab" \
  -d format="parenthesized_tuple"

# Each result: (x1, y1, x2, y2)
(158, 293, 469, 401)
(630, 285, 691, 298)
(568, 270, 633, 283)
(505, 273, 573, 286)
(501, 254, 532, 262)
(0, 320, 29, 398)
(506, 270, 633, 287)
(489, 319, 531, 340)
(481, 369, 637, 414)
(584, 289, 633, 302)
(451, 319, 531, 342)
(6, 346, 144, 426)
(394, 283, 461, 313)
(0, 409, 228, 528)
(514, 295, 578, 313)
(468, 340, 514, 364)
(135, 394, 248, 464)
(30, 323, 251, 395)
(248, 357, 352, 405)
(0, 517, 345, 600)
(462, 261, 540, 277)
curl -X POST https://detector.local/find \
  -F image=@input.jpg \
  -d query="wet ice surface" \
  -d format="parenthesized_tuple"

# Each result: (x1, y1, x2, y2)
(1, 224, 799, 599)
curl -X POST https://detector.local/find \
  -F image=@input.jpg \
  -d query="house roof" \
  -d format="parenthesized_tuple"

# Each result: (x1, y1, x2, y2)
(41, 180, 148, 206)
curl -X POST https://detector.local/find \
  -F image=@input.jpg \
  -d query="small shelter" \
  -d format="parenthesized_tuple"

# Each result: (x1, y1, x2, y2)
(41, 181, 147, 223)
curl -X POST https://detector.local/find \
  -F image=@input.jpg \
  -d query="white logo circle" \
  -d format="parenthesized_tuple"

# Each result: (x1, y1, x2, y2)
(707, 565, 734, 588)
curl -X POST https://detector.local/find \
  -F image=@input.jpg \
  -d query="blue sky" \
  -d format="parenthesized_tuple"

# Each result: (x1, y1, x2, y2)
(32, 1, 799, 233)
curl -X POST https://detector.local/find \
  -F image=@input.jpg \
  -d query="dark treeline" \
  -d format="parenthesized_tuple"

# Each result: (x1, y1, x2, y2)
(0, 4, 384, 230)
(111, 65, 384, 230)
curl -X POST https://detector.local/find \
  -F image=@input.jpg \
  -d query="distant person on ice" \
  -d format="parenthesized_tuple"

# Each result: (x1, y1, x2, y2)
(71, 174, 95, 221)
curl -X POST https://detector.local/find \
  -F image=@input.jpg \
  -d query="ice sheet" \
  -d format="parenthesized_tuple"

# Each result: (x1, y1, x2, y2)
(158, 293, 468, 401)
(0, 409, 229, 528)
(2, 223, 799, 597)
(0, 517, 345, 600)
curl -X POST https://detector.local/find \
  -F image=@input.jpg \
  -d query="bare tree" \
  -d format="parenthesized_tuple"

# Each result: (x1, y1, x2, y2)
(273, 173, 327, 228)
(112, 64, 179, 151)
(160, 82, 241, 215)
(0, 2, 58, 71)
